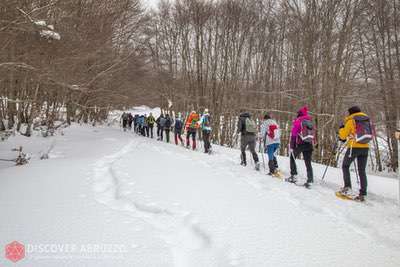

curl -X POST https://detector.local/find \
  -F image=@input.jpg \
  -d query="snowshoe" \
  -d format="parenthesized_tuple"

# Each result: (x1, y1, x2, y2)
(285, 176, 297, 183)
(335, 187, 357, 200)
(272, 170, 284, 179)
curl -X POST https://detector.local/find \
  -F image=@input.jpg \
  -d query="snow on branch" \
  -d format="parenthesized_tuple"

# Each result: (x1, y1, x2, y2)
(17, 7, 61, 41)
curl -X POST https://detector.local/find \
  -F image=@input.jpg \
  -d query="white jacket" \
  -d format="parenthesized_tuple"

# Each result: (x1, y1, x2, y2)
(260, 119, 281, 146)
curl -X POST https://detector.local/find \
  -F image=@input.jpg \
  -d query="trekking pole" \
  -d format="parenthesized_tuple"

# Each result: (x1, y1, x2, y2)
(354, 160, 360, 185)
(321, 139, 347, 181)
(321, 140, 339, 181)
(259, 140, 266, 172)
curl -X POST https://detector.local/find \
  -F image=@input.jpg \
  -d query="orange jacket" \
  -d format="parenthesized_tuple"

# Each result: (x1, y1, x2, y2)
(185, 113, 200, 130)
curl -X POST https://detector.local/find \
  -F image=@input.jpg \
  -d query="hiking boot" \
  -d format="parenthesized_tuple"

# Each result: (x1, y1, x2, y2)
(354, 194, 365, 202)
(304, 182, 313, 189)
(240, 161, 247, 167)
(286, 176, 297, 183)
(339, 187, 352, 197)
(255, 162, 260, 171)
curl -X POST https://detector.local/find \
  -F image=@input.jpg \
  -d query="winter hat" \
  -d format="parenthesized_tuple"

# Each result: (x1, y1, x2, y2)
(264, 112, 271, 120)
(348, 106, 361, 115)
(204, 108, 209, 114)
(297, 106, 308, 117)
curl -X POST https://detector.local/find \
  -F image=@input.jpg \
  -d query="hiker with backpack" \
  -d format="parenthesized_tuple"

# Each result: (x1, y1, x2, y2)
(147, 113, 156, 138)
(138, 115, 145, 136)
(237, 111, 260, 170)
(143, 114, 150, 137)
(337, 106, 371, 202)
(185, 111, 200, 150)
(164, 114, 172, 143)
(156, 114, 164, 140)
(121, 112, 128, 131)
(199, 109, 212, 153)
(127, 113, 134, 130)
(134, 114, 139, 133)
(260, 112, 281, 176)
(174, 113, 184, 146)
(287, 106, 314, 188)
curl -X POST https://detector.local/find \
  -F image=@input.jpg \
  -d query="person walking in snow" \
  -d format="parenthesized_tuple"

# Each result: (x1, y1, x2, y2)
(156, 114, 164, 140)
(237, 111, 260, 170)
(164, 114, 172, 143)
(287, 106, 314, 188)
(159, 114, 166, 141)
(138, 115, 145, 136)
(144, 114, 150, 137)
(127, 113, 134, 130)
(134, 114, 139, 133)
(260, 112, 280, 176)
(174, 113, 184, 146)
(121, 112, 128, 131)
(199, 109, 212, 153)
(185, 111, 200, 150)
(337, 106, 371, 202)
(147, 113, 156, 138)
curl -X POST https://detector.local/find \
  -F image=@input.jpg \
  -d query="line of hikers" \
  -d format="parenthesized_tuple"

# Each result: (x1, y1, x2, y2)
(122, 105, 372, 202)
(121, 109, 212, 153)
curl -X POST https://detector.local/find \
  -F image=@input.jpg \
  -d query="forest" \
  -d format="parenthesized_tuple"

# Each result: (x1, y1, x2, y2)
(1, 0, 399, 172)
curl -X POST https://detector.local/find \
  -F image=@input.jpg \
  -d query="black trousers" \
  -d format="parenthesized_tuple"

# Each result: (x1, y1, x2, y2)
(149, 125, 154, 138)
(165, 128, 170, 143)
(202, 130, 211, 152)
(290, 144, 313, 183)
(342, 148, 368, 196)
(158, 126, 164, 140)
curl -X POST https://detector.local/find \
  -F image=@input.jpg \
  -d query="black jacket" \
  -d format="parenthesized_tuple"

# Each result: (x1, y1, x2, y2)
(238, 112, 252, 135)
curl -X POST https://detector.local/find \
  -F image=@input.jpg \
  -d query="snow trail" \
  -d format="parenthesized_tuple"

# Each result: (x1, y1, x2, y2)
(92, 130, 400, 266)
(91, 137, 223, 267)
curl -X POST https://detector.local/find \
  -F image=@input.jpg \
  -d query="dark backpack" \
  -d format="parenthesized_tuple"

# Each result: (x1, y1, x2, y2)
(353, 116, 373, 144)
(201, 115, 211, 128)
(165, 117, 172, 128)
(298, 119, 315, 144)
(175, 119, 183, 130)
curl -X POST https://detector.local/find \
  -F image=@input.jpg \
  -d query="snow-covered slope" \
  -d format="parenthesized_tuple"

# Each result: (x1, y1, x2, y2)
(0, 120, 400, 266)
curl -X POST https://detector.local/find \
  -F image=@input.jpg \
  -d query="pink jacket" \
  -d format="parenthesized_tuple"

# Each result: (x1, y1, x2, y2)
(290, 106, 311, 147)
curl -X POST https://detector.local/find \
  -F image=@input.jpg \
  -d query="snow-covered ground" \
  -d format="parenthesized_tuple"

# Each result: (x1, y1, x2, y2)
(1, 107, 400, 267)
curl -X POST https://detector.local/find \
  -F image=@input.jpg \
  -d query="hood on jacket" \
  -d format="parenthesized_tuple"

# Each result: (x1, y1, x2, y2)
(239, 112, 251, 118)
(345, 112, 368, 123)
(348, 106, 361, 115)
(297, 106, 309, 117)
